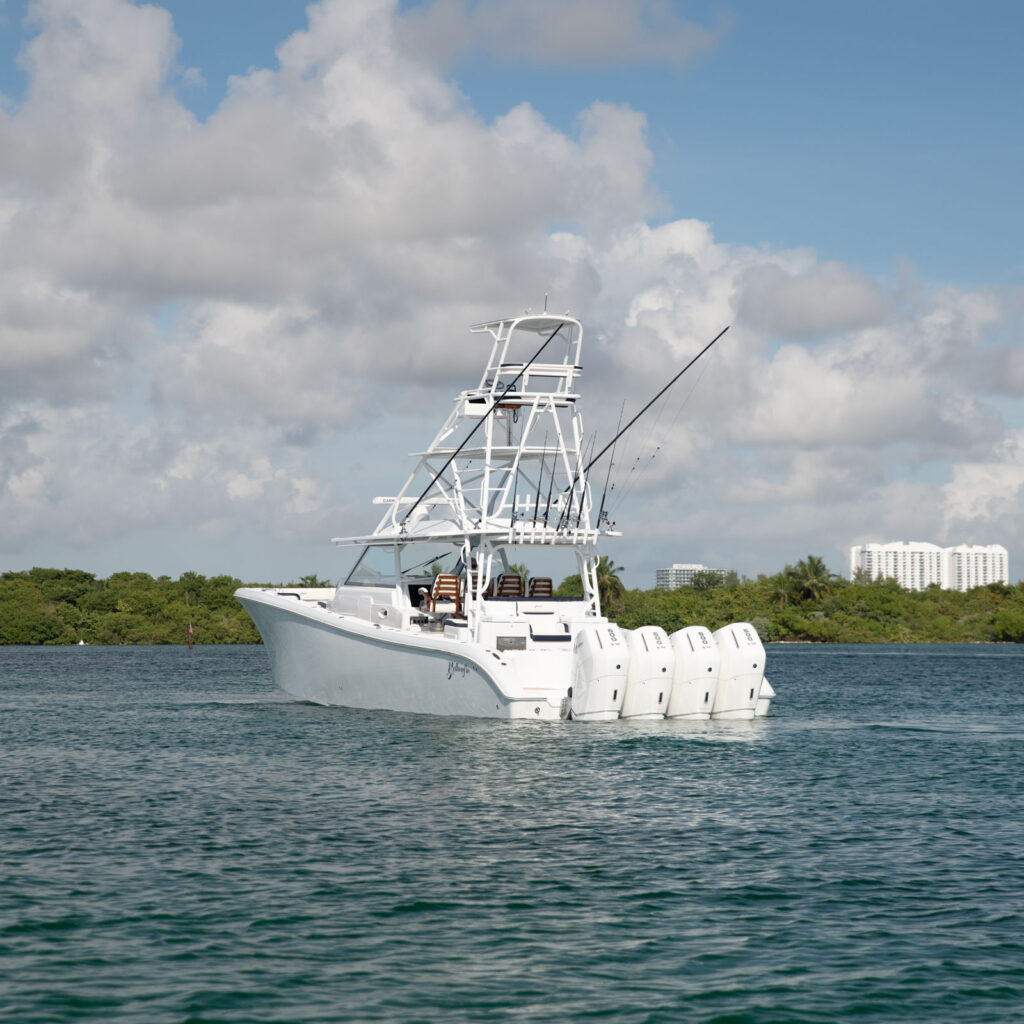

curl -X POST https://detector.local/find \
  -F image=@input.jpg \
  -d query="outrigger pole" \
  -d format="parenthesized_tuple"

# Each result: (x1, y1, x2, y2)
(399, 321, 566, 530)
(582, 324, 730, 476)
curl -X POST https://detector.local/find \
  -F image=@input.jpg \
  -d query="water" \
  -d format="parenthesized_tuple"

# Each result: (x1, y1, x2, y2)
(1, 643, 1023, 1023)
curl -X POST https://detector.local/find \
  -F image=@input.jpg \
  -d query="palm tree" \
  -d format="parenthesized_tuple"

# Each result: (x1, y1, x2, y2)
(766, 569, 795, 610)
(791, 555, 835, 602)
(595, 556, 625, 610)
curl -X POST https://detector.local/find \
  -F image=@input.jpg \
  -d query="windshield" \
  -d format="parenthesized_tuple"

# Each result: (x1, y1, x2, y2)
(398, 542, 463, 581)
(344, 543, 463, 587)
(344, 545, 397, 587)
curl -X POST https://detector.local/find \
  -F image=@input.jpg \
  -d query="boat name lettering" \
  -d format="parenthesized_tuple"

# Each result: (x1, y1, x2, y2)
(447, 661, 470, 680)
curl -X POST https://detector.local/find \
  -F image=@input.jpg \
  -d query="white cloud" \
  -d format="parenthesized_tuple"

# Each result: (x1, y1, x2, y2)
(0, 400, 327, 552)
(735, 260, 887, 339)
(395, 0, 729, 68)
(0, 271, 147, 400)
(942, 429, 1024, 532)
(0, 0, 1020, 582)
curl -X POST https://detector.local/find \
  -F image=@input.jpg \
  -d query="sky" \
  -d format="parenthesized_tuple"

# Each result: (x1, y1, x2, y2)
(0, 0, 1022, 589)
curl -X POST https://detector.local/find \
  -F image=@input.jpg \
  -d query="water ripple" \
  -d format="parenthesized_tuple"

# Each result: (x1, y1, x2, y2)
(1, 644, 1023, 1022)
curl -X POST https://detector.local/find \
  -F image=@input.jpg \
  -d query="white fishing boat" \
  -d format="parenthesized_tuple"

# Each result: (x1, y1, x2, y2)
(236, 313, 774, 721)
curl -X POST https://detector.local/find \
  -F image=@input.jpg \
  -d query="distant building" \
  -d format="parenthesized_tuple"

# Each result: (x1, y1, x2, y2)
(655, 563, 728, 590)
(850, 541, 945, 590)
(945, 544, 1010, 591)
(850, 542, 1009, 592)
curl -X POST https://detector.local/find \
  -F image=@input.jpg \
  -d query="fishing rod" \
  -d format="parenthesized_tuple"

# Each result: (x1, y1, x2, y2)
(556, 431, 590, 532)
(596, 401, 625, 528)
(542, 446, 556, 526)
(602, 346, 716, 524)
(400, 322, 566, 529)
(555, 448, 578, 531)
(603, 453, 642, 524)
(556, 466, 574, 532)
(574, 434, 598, 529)
(582, 324, 729, 476)
(509, 454, 522, 524)
(532, 432, 548, 524)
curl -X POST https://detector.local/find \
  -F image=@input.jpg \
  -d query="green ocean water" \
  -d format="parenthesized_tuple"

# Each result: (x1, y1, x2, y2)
(1, 643, 1022, 1023)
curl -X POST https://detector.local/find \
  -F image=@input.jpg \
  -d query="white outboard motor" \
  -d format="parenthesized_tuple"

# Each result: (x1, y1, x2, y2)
(621, 627, 674, 720)
(667, 626, 719, 719)
(569, 624, 628, 721)
(711, 622, 765, 720)
(755, 678, 776, 717)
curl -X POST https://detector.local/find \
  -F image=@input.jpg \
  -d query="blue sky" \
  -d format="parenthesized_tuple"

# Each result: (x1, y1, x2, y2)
(452, 0, 1024, 287)
(0, 0, 1022, 586)
(5, 0, 1019, 287)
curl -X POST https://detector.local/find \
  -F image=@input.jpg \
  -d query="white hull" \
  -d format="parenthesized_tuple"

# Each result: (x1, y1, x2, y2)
(237, 589, 568, 720)
(239, 589, 775, 722)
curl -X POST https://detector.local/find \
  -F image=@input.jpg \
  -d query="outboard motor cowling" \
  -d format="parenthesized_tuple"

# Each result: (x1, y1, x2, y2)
(711, 622, 765, 720)
(667, 626, 719, 720)
(569, 624, 628, 721)
(621, 627, 674, 720)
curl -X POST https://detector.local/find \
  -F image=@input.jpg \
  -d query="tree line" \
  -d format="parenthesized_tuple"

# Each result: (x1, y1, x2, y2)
(1, 557, 1023, 645)
(0, 568, 265, 645)
(557, 555, 1024, 643)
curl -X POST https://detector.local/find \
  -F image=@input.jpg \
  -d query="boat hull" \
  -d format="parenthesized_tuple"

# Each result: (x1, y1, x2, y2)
(237, 589, 566, 720)
(236, 589, 775, 722)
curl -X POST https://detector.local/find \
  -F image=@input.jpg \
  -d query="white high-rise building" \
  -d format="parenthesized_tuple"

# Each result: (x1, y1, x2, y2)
(945, 544, 1010, 591)
(850, 542, 944, 590)
(850, 542, 1009, 592)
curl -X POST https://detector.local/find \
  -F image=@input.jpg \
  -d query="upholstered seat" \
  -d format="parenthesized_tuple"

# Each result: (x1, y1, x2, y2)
(527, 576, 553, 597)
